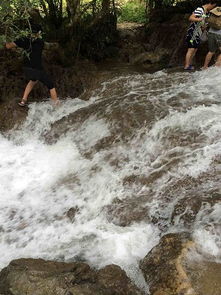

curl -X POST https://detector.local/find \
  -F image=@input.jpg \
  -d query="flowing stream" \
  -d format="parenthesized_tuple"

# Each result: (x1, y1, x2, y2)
(1, 66, 221, 293)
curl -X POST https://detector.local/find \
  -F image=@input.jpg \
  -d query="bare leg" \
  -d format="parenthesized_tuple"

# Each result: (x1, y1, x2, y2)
(215, 49, 221, 66)
(21, 80, 38, 103)
(184, 48, 197, 69)
(49, 88, 60, 106)
(202, 51, 215, 69)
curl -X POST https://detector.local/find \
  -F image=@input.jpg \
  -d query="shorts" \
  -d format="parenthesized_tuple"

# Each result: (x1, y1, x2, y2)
(185, 35, 201, 49)
(208, 32, 221, 52)
(23, 67, 54, 90)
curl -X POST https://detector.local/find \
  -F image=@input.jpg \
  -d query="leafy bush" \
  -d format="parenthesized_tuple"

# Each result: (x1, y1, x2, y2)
(118, 1, 146, 23)
(0, 0, 37, 48)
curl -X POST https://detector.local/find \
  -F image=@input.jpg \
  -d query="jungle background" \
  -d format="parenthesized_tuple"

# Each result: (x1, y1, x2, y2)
(0, 0, 208, 63)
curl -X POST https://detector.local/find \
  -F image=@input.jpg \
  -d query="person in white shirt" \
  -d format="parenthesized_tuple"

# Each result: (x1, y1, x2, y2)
(184, 1, 217, 70)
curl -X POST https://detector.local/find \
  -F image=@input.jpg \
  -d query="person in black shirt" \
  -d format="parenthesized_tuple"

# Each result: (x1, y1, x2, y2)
(6, 24, 60, 106)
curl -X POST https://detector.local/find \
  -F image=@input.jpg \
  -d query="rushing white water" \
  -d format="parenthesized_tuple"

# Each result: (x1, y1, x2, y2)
(1, 66, 221, 292)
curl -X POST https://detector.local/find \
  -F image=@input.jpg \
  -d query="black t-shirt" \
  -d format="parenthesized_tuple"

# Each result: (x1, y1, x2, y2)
(14, 37, 44, 70)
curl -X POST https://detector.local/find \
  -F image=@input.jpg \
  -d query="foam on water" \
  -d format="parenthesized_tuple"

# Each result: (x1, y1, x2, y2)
(1, 67, 221, 291)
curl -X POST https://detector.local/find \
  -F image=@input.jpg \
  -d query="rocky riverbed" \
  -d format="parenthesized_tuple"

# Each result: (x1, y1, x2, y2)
(1, 233, 221, 295)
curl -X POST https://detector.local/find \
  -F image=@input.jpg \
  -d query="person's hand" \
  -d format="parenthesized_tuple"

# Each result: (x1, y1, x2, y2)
(5, 42, 17, 49)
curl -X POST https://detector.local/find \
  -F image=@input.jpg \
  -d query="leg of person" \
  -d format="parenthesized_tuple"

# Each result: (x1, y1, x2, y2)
(214, 35, 221, 66)
(215, 54, 221, 66)
(184, 48, 197, 69)
(18, 80, 38, 106)
(215, 50, 221, 66)
(184, 35, 201, 70)
(202, 32, 218, 69)
(50, 88, 60, 106)
(38, 70, 60, 106)
(202, 51, 215, 69)
(189, 48, 198, 67)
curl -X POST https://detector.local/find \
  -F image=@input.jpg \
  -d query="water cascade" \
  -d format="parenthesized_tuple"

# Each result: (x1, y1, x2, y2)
(1, 67, 221, 292)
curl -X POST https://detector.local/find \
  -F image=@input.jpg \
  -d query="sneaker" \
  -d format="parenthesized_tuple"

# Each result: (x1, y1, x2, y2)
(184, 65, 194, 71)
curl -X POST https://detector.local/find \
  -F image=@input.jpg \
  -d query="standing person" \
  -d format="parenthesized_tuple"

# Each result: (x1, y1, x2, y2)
(184, 1, 217, 70)
(202, 7, 221, 69)
(5, 24, 60, 107)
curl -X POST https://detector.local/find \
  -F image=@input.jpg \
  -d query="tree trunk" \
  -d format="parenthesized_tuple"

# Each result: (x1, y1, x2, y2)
(101, 0, 110, 15)
(155, 0, 164, 8)
(66, 0, 81, 24)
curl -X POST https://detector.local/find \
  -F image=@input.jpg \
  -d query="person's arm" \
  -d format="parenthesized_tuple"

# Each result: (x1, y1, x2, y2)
(189, 13, 203, 22)
(5, 42, 17, 49)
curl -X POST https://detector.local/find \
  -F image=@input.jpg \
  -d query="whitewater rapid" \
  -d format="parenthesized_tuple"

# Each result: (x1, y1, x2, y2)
(1, 67, 221, 292)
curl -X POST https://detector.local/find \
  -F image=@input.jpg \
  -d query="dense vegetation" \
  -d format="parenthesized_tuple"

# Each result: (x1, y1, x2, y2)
(0, 0, 208, 62)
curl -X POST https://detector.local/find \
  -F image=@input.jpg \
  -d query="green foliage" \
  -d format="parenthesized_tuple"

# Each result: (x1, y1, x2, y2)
(162, 0, 176, 6)
(0, 0, 38, 48)
(118, 0, 146, 23)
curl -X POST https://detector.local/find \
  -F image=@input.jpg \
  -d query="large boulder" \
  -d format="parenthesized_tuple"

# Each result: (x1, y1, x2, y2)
(140, 232, 195, 295)
(0, 258, 143, 295)
(186, 259, 221, 295)
(0, 99, 28, 132)
(140, 232, 221, 295)
(130, 49, 169, 65)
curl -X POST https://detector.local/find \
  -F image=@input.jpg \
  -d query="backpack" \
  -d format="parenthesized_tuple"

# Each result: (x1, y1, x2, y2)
(207, 7, 221, 30)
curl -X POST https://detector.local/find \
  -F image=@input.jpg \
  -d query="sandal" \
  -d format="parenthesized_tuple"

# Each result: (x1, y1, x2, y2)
(18, 99, 27, 107)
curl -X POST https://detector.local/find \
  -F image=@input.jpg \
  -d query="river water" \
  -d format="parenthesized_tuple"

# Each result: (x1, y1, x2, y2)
(0, 66, 221, 292)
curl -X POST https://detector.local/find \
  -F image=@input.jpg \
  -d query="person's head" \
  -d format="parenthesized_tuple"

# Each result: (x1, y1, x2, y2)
(203, 0, 217, 10)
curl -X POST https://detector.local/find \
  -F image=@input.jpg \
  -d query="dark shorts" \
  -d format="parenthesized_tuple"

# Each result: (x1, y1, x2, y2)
(185, 36, 201, 49)
(23, 67, 54, 90)
(208, 32, 221, 52)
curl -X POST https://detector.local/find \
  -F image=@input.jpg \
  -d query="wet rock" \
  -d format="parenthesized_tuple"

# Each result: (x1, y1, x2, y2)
(0, 99, 28, 132)
(171, 192, 221, 228)
(159, 171, 221, 230)
(131, 49, 170, 65)
(0, 258, 144, 295)
(106, 197, 150, 226)
(45, 88, 168, 151)
(140, 232, 221, 295)
(66, 207, 79, 222)
(97, 265, 143, 294)
(117, 23, 143, 40)
(185, 259, 221, 295)
(140, 232, 196, 295)
(145, 21, 188, 67)
(68, 284, 107, 294)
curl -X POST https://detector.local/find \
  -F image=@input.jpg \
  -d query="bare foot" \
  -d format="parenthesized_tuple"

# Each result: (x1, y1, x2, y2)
(53, 99, 61, 107)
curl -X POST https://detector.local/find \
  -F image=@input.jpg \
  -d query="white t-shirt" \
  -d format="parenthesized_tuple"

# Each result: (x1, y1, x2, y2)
(194, 7, 205, 18)
(209, 27, 221, 35)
